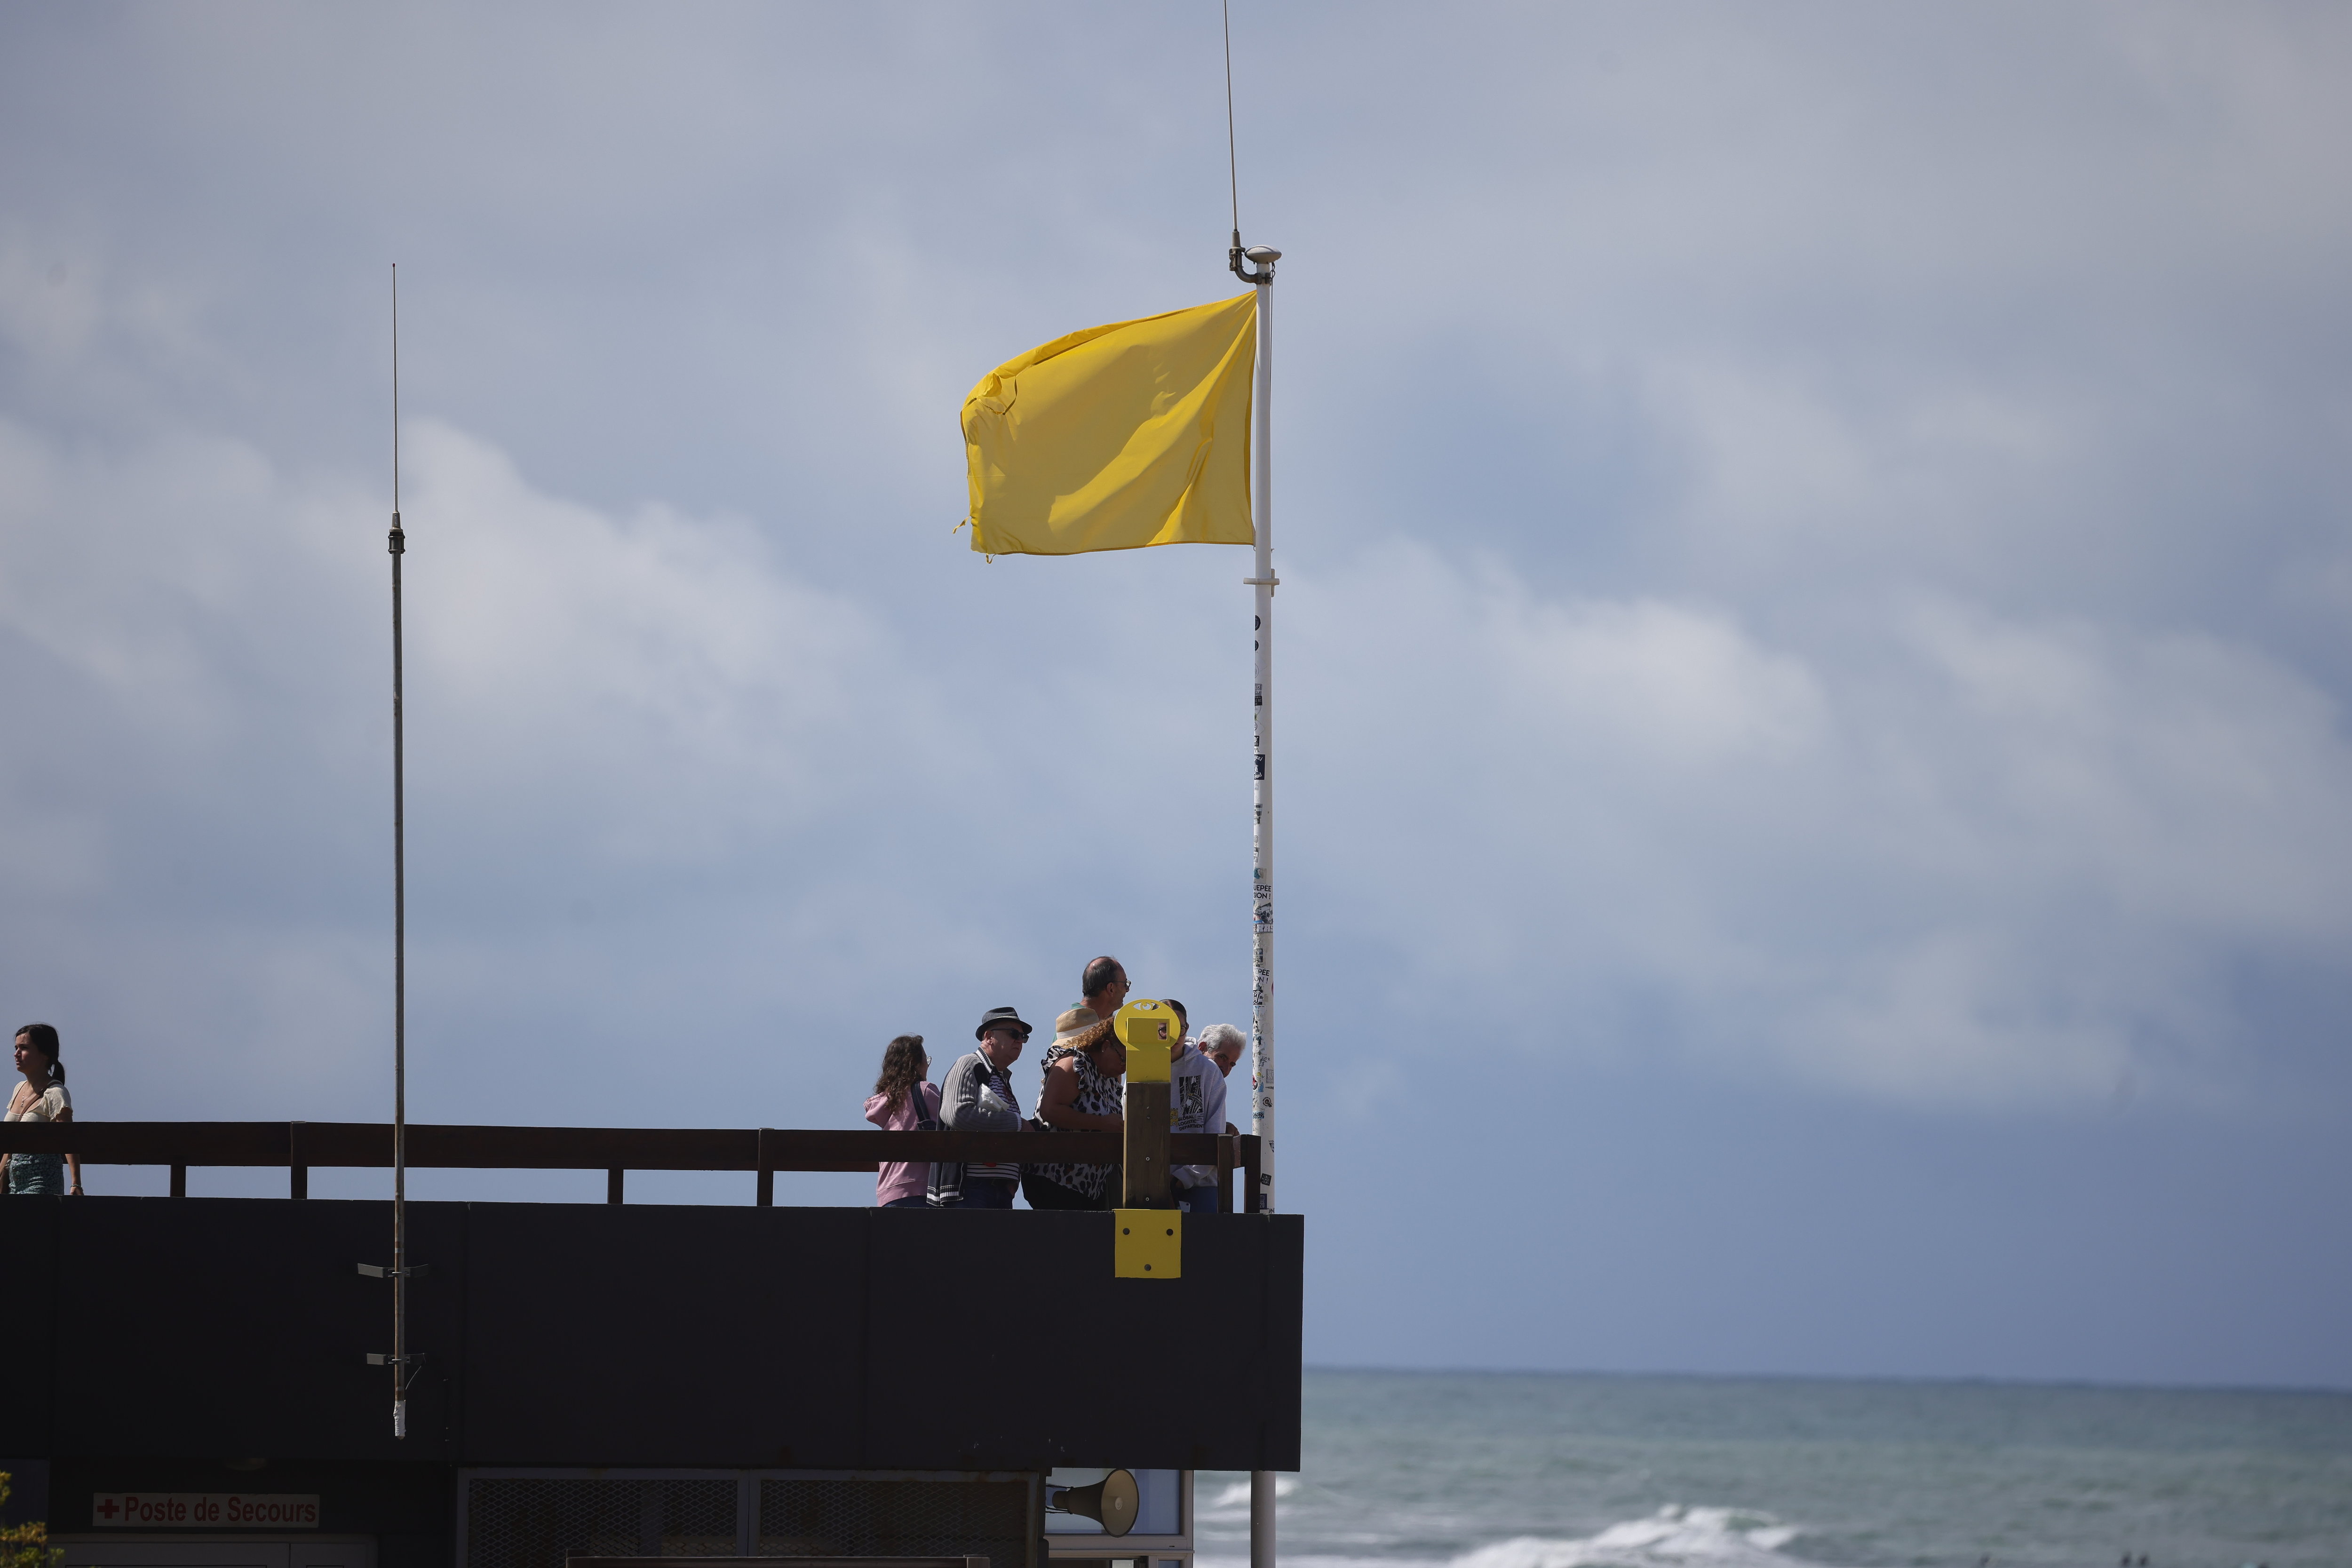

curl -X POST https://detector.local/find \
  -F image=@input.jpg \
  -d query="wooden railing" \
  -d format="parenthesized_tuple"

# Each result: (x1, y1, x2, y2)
(0, 1121, 1265, 1211)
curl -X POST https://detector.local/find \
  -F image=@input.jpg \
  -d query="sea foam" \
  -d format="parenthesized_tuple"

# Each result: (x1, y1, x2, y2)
(1208, 1478, 1300, 1510)
(1197, 1505, 1807, 1568)
(1448, 1507, 1805, 1568)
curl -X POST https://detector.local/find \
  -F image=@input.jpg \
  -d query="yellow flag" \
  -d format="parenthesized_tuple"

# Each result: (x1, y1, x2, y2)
(961, 292, 1256, 556)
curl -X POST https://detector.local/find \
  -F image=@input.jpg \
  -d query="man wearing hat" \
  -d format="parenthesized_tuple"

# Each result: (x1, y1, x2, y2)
(929, 1005, 1031, 1209)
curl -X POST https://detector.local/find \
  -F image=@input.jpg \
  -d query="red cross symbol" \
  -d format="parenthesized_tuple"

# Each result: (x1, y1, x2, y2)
(97, 1499, 121, 1520)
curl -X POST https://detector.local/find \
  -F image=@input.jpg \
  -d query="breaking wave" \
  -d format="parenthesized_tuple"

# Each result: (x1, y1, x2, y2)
(1199, 1505, 1807, 1568)
(1208, 1477, 1301, 1509)
(1446, 1507, 1805, 1568)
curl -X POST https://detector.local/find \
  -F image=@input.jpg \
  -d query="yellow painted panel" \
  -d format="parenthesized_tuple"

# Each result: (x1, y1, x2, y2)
(1114, 1210, 1182, 1279)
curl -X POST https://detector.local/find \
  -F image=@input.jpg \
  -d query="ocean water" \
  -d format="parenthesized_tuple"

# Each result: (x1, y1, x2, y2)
(1196, 1370, 2352, 1568)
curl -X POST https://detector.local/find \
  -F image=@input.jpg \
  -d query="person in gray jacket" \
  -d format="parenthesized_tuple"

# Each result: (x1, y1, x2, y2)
(1165, 1003, 1229, 1214)
(929, 1005, 1030, 1209)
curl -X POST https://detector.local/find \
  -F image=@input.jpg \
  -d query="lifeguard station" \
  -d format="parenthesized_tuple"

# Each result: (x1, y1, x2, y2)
(0, 1120, 1302, 1568)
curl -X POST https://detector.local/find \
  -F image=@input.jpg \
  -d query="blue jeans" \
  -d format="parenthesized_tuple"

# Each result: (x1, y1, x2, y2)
(949, 1178, 1016, 1210)
(881, 1195, 929, 1209)
(6, 1152, 64, 1196)
(1176, 1184, 1220, 1215)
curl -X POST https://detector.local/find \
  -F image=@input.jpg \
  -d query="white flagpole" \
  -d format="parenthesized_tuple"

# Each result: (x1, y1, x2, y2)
(1227, 8, 1281, 1539)
(1237, 238, 1280, 1568)
(1246, 260, 1278, 1214)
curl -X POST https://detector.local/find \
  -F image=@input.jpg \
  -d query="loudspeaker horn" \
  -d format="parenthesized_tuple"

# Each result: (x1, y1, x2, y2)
(1046, 1469, 1139, 1537)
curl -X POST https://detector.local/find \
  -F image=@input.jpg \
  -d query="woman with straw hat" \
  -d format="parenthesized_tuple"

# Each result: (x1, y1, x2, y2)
(1024, 1007, 1125, 1210)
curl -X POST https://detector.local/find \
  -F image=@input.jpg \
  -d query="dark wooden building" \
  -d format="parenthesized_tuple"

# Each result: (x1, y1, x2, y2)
(0, 1125, 1303, 1568)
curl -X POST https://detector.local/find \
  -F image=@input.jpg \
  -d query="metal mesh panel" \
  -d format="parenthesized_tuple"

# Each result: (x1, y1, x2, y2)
(758, 1479, 1029, 1568)
(468, 1479, 738, 1568)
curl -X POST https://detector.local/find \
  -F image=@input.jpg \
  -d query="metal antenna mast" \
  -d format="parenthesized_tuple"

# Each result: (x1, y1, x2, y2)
(388, 263, 411, 1440)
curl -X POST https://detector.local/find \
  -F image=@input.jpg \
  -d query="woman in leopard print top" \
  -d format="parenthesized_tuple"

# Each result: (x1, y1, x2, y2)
(1024, 1020, 1125, 1209)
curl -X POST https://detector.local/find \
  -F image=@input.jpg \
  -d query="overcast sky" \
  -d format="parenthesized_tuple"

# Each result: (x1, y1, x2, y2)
(3, 2, 2349, 1389)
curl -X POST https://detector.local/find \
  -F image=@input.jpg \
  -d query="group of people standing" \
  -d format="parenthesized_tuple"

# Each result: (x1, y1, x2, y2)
(862, 955, 1245, 1214)
(5, 975, 1250, 1209)
(1, 1022, 79, 1197)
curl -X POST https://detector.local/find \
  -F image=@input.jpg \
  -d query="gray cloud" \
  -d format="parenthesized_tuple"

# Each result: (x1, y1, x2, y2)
(3, 1, 2349, 1382)
(1285, 544, 2352, 1106)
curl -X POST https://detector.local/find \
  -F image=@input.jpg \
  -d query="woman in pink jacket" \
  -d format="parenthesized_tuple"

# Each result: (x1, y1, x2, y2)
(864, 1034, 941, 1208)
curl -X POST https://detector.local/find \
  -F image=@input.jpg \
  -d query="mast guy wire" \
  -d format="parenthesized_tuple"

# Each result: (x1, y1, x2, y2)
(1224, 0, 1241, 244)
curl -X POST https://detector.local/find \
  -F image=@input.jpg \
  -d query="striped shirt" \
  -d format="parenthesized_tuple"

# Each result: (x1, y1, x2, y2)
(940, 1047, 1024, 1184)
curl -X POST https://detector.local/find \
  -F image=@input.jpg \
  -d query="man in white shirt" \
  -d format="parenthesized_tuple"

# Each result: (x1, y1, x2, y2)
(1164, 1002, 1228, 1215)
(1198, 1022, 1246, 1104)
